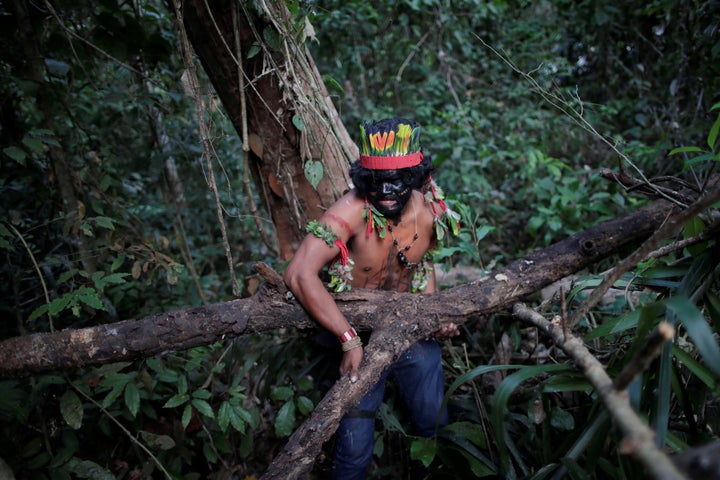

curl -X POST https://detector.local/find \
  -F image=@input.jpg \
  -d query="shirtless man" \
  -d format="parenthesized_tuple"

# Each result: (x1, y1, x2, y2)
(284, 118, 459, 479)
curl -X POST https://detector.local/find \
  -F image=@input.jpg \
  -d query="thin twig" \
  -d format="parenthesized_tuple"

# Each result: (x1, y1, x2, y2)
(68, 379, 174, 479)
(476, 36, 686, 207)
(7, 223, 54, 332)
(643, 218, 720, 261)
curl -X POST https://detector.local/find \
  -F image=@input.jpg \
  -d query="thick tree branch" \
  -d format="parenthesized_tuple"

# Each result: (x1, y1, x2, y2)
(0, 195, 683, 378)
(568, 187, 720, 327)
(262, 297, 431, 479)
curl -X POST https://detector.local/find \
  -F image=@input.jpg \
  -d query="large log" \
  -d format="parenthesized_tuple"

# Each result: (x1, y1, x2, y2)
(0, 195, 680, 378)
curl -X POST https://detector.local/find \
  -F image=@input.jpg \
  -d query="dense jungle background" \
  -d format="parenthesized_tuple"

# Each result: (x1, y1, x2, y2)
(1, 0, 719, 478)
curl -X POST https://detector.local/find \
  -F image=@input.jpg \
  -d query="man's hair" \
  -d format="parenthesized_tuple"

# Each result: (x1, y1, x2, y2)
(349, 154, 435, 196)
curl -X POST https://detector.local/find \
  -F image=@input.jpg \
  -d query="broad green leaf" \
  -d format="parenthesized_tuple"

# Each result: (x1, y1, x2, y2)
(30, 128, 60, 147)
(77, 288, 104, 310)
(247, 44, 261, 59)
(57, 268, 79, 284)
(177, 374, 188, 395)
(304, 159, 324, 189)
(475, 224, 494, 241)
(139, 430, 176, 450)
(163, 393, 189, 408)
(22, 136, 44, 152)
(378, 402, 406, 434)
(101, 383, 125, 409)
(219, 401, 247, 433)
(65, 458, 115, 480)
(124, 382, 140, 417)
(274, 400, 296, 438)
(181, 404, 193, 429)
(323, 74, 345, 93)
(292, 114, 304, 131)
(98, 371, 132, 389)
(443, 421, 487, 449)
(3, 146, 27, 165)
(93, 216, 116, 230)
(297, 395, 314, 416)
(94, 272, 128, 291)
(238, 404, 259, 429)
(550, 406, 575, 430)
(60, 390, 83, 429)
(228, 404, 247, 433)
(218, 401, 232, 432)
(192, 398, 214, 418)
(684, 152, 715, 166)
(296, 376, 313, 392)
(203, 441, 218, 464)
(192, 388, 212, 400)
(270, 386, 294, 401)
(28, 304, 49, 322)
(48, 294, 73, 317)
(410, 437, 437, 467)
(263, 27, 281, 51)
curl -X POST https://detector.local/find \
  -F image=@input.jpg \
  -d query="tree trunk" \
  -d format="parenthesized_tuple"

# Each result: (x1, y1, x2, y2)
(0, 195, 680, 378)
(179, 0, 356, 259)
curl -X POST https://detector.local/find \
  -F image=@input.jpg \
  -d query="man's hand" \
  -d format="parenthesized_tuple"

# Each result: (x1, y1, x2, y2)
(339, 347, 363, 383)
(431, 322, 460, 340)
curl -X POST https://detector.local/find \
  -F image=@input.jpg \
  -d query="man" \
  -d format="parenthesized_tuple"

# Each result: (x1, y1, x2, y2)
(284, 118, 460, 479)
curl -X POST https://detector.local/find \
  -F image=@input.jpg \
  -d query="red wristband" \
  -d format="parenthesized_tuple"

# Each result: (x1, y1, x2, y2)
(338, 327, 358, 343)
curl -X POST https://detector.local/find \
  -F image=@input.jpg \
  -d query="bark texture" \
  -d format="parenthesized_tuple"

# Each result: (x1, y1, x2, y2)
(180, 0, 355, 259)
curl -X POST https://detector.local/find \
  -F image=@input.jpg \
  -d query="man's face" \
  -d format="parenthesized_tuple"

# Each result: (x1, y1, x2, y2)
(366, 170, 413, 219)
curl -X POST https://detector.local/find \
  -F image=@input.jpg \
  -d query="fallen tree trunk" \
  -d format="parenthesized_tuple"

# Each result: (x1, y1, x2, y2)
(0, 195, 679, 378)
(262, 188, 719, 478)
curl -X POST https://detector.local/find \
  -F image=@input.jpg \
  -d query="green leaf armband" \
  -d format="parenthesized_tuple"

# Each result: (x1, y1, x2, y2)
(306, 220, 339, 247)
(306, 220, 354, 292)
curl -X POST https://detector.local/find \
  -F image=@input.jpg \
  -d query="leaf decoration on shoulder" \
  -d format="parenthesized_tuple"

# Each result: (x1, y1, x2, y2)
(306, 219, 354, 292)
(423, 176, 461, 242)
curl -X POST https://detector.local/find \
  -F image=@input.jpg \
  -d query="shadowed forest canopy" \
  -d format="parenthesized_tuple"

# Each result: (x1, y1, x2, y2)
(0, 0, 719, 479)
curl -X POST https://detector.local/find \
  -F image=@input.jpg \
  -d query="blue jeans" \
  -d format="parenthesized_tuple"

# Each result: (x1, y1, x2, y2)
(334, 339, 448, 480)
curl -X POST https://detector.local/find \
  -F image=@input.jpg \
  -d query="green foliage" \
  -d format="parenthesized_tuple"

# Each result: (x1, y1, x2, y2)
(0, 0, 718, 478)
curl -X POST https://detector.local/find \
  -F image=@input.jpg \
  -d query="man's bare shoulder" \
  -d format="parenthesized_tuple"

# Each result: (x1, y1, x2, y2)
(319, 190, 367, 238)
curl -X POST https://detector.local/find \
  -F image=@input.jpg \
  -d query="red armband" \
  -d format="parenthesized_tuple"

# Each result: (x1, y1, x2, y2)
(338, 327, 358, 343)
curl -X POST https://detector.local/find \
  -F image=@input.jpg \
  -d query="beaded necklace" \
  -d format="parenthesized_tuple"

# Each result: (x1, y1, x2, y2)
(387, 199, 420, 270)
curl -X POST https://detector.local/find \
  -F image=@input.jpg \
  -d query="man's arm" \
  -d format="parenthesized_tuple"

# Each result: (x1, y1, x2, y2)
(283, 224, 364, 382)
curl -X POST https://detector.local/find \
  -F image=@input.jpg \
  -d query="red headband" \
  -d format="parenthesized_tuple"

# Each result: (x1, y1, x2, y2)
(359, 152, 423, 170)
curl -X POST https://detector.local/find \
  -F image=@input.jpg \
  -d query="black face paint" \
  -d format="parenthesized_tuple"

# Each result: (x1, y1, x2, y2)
(367, 171, 412, 219)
